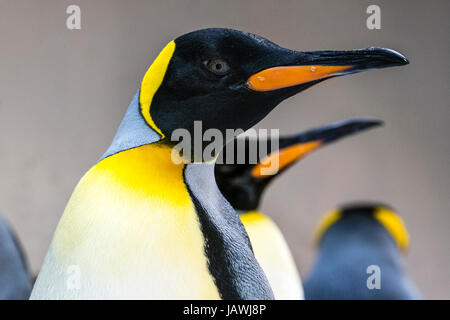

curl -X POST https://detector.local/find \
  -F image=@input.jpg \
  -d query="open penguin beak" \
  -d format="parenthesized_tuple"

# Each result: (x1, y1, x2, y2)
(247, 48, 409, 91)
(251, 118, 383, 177)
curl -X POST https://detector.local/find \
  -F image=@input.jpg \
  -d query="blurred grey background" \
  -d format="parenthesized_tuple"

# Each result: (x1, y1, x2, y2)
(0, 0, 449, 298)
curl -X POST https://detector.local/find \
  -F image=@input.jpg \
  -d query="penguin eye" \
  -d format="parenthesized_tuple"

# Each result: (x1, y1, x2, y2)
(204, 58, 230, 76)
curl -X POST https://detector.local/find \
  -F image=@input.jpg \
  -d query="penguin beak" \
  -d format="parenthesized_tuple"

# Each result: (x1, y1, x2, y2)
(251, 119, 383, 177)
(247, 48, 409, 91)
(251, 141, 322, 178)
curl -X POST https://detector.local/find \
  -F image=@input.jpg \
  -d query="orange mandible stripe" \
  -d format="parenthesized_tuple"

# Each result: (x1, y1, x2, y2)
(251, 141, 322, 177)
(247, 65, 352, 91)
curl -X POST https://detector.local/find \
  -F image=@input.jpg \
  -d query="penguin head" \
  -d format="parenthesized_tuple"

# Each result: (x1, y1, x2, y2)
(138, 28, 407, 158)
(314, 203, 410, 253)
(215, 119, 382, 211)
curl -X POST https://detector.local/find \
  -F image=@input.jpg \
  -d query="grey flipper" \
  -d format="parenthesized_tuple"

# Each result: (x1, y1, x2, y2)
(0, 215, 32, 300)
(184, 162, 274, 300)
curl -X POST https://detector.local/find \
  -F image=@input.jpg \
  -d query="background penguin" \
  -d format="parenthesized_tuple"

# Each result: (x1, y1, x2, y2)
(215, 118, 382, 300)
(30, 28, 408, 299)
(0, 214, 32, 299)
(303, 203, 422, 299)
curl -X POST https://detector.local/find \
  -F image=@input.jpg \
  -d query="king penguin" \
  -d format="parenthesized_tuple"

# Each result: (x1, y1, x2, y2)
(30, 28, 408, 299)
(215, 119, 382, 300)
(0, 215, 32, 299)
(303, 203, 422, 299)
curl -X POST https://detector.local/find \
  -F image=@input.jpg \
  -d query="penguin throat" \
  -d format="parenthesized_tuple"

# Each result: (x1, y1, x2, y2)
(100, 91, 162, 161)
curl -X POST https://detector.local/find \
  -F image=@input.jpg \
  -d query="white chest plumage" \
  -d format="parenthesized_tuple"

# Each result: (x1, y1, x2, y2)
(240, 211, 304, 300)
(31, 144, 220, 299)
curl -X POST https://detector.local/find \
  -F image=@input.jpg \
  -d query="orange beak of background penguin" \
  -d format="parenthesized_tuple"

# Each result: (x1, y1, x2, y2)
(251, 140, 323, 177)
(250, 118, 383, 178)
(215, 118, 382, 211)
(248, 65, 352, 91)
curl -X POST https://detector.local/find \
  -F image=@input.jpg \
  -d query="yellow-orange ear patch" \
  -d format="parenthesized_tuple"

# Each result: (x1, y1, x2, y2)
(374, 207, 410, 253)
(312, 209, 343, 246)
(139, 41, 176, 139)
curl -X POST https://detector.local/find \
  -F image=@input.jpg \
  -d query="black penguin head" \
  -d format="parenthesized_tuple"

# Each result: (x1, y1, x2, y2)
(142, 28, 407, 156)
(314, 202, 410, 253)
(215, 119, 383, 211)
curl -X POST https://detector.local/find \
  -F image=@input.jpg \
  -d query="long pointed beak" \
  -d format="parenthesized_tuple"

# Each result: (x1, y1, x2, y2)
(247, 48, 408, 91)
(251, 118, 383, 177)
(283, 118, 383, 146)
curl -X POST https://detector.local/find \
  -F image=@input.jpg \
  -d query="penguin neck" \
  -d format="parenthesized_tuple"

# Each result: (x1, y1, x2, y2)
(94, 142, 190, 210)
(100, 91, 162, 161)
